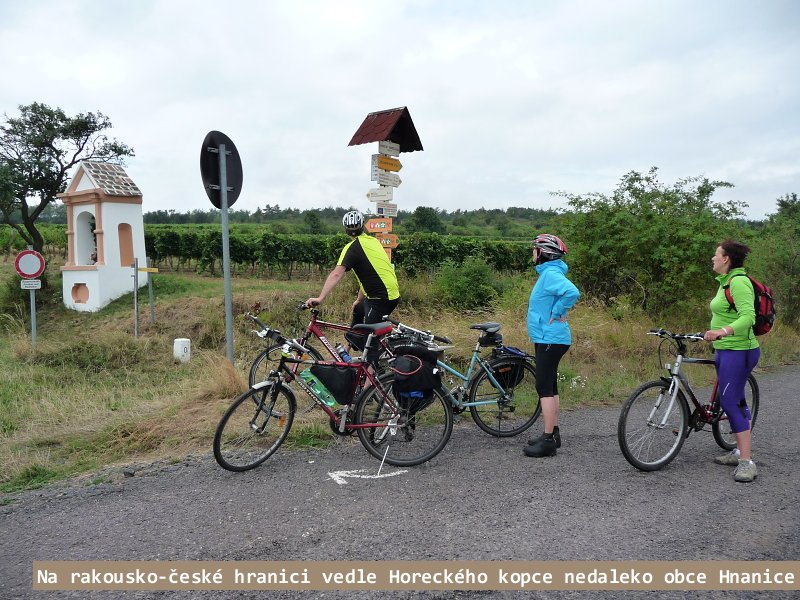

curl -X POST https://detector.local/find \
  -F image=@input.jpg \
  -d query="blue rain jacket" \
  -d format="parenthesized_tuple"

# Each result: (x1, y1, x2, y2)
(527, 260, 580, 345)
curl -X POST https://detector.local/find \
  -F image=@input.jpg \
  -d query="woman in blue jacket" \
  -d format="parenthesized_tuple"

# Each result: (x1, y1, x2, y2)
(524, 234, 581, 457)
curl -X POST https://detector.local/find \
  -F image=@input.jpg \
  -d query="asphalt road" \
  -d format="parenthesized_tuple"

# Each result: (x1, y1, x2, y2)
(2, 366, 798, 600)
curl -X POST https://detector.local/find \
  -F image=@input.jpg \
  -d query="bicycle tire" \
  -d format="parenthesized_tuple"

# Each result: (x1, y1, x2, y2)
(213, 382, 296, 472)
(468, 358, 541, 437)
(354, 373, 453, 467)
(248, 342, 324, 387)
(712, 374, 760, 451)
(618, 380, 690, 471)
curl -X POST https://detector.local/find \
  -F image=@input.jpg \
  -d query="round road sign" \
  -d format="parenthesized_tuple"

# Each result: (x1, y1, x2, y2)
(15, 250, 46, 279)
(200, 130, 243, 210)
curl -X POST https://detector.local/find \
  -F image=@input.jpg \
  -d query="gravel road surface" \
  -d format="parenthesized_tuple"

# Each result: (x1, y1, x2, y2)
(2, 366, 798, 600)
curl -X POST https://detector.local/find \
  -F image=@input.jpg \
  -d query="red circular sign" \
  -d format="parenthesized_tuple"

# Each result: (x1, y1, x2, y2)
(15, 250, 46, 279)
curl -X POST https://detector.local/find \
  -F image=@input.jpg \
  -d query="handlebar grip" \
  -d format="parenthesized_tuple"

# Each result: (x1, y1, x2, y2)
(434, 335, 452, 344)
(246, 313, 270, 330)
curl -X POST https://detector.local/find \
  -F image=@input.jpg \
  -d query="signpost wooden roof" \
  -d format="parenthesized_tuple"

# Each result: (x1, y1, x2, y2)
(348, 106, 423, 152)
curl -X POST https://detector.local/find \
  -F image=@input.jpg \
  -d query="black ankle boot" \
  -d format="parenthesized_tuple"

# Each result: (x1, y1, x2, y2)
(528, 426, 561, 448)
(524, 434, 557, 457)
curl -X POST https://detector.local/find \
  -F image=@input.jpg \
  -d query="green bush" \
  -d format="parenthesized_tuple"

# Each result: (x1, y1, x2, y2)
(434, 256, 499, 310)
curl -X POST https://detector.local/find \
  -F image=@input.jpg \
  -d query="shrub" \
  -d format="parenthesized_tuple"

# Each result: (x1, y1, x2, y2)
(434, 256, 499, 310)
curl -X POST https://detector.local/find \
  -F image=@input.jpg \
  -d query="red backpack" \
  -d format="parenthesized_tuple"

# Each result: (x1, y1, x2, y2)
(723, 274, 776, 336)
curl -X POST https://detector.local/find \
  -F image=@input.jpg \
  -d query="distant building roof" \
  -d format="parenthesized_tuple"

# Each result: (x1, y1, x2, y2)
(78, 161, 141, 196)
(348, 106, 423, 152)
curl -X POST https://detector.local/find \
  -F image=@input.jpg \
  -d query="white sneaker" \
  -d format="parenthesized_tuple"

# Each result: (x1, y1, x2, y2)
(714, 449, 740, 466)
(733, 460, 758, 482)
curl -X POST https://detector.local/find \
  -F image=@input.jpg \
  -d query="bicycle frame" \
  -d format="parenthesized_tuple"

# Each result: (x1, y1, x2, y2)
(386, 317, 525, 409)
(275, 339, 398, 435)
(438, 346, 511, 408)
(666, 357, 720, 423)
(649, 334, 720, 432)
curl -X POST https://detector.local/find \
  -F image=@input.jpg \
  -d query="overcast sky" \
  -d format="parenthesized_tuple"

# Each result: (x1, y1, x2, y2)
(2, 0, 798, 220)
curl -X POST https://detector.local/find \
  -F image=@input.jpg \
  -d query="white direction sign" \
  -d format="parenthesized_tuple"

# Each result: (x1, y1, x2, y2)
(366, 187, 393, 202)
(378, 140, 400, 156)
(21, 279, 42, 290)
(375, 170, 401, 188)
(376, 202, 398, 217)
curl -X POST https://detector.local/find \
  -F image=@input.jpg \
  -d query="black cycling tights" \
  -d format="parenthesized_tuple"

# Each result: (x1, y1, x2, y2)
(534, 343, 570, 397)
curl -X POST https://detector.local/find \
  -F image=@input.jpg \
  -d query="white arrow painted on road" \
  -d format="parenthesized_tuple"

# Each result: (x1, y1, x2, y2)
(328, 469, 408, 485)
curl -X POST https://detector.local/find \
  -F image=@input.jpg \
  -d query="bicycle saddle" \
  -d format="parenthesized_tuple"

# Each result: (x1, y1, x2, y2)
(352, 322, 394, 336)
(469, 322, 501, 333)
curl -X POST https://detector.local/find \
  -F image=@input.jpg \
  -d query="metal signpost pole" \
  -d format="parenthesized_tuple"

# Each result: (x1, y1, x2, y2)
(133, 258, 139, 338)
(29, 287, 37, 352)
(200, 130, 242, 367)
(218, 143, 235, 365)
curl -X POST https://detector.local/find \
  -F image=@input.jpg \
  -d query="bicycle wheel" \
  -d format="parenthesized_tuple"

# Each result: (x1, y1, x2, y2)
(354, 375, 453, 467)
(618, 380, 690, 471)
(468, 358, 541, 437)
(213, 382, 296, 471)
(248, 342, 323, 386)
(712, 375, 760, 450)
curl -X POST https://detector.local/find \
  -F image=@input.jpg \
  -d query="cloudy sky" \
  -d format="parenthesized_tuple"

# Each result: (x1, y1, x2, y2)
(2, 0, 798, 220)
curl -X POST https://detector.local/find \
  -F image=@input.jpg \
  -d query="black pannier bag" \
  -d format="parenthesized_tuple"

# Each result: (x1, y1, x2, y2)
(492, 361, 525, 389)
(390, 346, 442, 414)
(309, 364, 356, 405)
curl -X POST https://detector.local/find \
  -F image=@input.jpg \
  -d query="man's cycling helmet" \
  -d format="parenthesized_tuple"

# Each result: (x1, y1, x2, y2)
(342, 210, 364, 233)
(532, 233, 567, 262)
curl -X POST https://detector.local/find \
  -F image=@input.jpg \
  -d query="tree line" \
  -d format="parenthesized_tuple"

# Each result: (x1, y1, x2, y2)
(2, 102, 798, 325)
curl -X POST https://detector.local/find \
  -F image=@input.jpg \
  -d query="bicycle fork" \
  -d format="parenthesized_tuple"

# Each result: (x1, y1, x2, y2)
(649, 356, 685, 429)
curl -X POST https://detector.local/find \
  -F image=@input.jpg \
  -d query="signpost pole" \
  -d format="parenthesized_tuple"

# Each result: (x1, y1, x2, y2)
(29, 287, 37, 353)
(147, 258, 155, 324)
(133, 258, 139, 338)
(218, 143, 235, 365)
(16, 247, 45, 352)
(200, 130, 242, 367)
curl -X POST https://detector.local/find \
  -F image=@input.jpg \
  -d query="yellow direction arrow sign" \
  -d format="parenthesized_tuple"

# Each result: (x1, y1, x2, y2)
(138, 267, 159, 273)
(366, 218, 393, 233)
(376, 155, 402, 172)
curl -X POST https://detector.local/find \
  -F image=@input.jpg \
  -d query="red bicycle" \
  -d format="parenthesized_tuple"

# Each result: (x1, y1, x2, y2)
(247, 304, 449, 387)
(214, 321, 454, 471)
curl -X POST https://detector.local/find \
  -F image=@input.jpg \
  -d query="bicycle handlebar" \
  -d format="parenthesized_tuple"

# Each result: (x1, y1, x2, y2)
(647, 328, 705, 341)
(245, 312, 270, 330)
(386, 317, 452, 344)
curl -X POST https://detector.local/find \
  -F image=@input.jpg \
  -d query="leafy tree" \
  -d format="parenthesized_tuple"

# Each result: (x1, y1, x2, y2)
(748, 193, 800, 325)
(303, 210, 324, 234)
(0, 102, 133, 252)
(405, 206, 446, 234)
(555, 167, 747, 317)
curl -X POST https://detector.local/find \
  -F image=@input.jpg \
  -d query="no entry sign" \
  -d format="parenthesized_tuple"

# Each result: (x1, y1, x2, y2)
(15, 250, 46, 279)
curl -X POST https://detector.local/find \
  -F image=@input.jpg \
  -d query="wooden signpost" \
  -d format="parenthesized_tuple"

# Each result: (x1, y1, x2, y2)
(349, 107, 423, 261)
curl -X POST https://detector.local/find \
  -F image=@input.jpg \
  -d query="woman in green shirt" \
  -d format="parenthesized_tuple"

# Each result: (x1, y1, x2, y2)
(703, 240, 760, 482)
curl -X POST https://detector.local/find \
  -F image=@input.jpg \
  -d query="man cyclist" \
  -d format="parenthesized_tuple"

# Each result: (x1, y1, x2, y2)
(305, 210, 400, 327)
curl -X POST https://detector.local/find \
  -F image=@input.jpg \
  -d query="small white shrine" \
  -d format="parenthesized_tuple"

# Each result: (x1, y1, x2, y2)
(59, 161, 149, 312)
